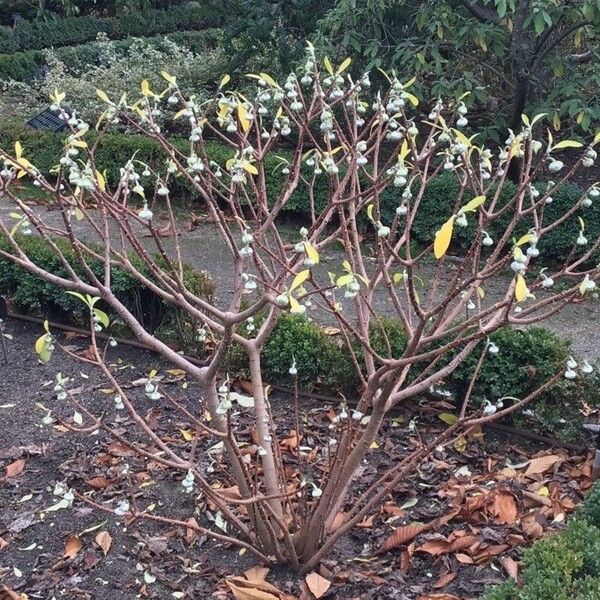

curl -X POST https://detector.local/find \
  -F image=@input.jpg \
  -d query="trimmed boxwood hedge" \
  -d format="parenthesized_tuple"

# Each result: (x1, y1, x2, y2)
(0, 234, 214, 338)
(0, 3, 222, 53)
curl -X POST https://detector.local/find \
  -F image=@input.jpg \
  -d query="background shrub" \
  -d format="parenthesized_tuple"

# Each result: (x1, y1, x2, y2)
(0, 235, 214, 339)
(0, 4, 222, 53)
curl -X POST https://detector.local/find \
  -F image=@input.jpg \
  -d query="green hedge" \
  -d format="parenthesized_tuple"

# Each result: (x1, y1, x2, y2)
(225, 312, 596, 440)
(0, 120, 595, 263)
(0, 29, 221, 82)
(0, 234, 214, 339)
(484, 482, 600, 600)
(0, 4, 222, 53)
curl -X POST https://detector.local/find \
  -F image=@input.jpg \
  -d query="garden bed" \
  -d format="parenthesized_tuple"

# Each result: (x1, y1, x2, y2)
(0, 319, 595, 599)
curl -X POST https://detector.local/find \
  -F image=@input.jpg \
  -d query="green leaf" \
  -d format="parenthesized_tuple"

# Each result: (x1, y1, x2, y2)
(553, 140, 583, 150)
(93, 308, 110, 329)
(439, 412, 458, 425)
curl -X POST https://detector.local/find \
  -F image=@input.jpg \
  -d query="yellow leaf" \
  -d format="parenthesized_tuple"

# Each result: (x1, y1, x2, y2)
(439, 413, 458, 425)
(96, 89, 111, 104)
(141, 79, 152, 97)
(398, 139, 410, 161)
(514, 274, 529, 302)
(180, 429, 194, 441)
(291, 270, 310, 291)
(323, 56, 334, 76)
(258, 72, 278, 88)
(404, 92, 419, 107)
(242, 161, 258, 175)
(434, 216, 454, 259)
(337, 57, 352, 74)
(553, 140, 583, 150)
(14, 141, 22, 159)
(404, 75, 417, 88)
(370, 441, 380, 449)
(336, 273, 354, 287)
(514, 234, 533, 247)
(161, 71, 177, 86)
(553, 113, 561, 131)
(289, 296, 303, 314)
(304, 242, 319, 264)
(237, 102, 251, 133)
(35, 334, 47, 355)
(96, 170, 106, 192)
(537, 485, 549, 497)
(219, 74, 231, 89)
(462, 195, 486, 213)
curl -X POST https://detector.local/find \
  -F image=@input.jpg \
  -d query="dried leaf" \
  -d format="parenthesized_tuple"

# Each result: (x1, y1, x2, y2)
(86, 476, 110, 490)
(95, 531, 112, 555)
(63, 535, 82, 558)
(500, 556, 520, 581)
(5, 458, 25, 478)
(378, 523, 427, 553)
(491, 491, 519, 524)
(305, 572, 332, 598)
(433, 572, 457, 589)
(525, 454, 562, 476)
(0, 536, 8, 550)
(226, 580, 279, 600)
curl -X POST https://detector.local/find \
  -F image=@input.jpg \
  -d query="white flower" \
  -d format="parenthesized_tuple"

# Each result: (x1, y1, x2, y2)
(483, 401, 497, 416)
(182, 470, 195, 493)
(377, 225, 391, 237)
(138, 205, 153, 221)
(289, 360, 297, 376)
(482, 233, 494, 247)
(351, 410, 363, 421)
(567, 356, 578, 369)
(582, 361, 594, 374)
(455, 213, 468, 228)
(548, 159, 564, 172)
(258, 446, 267, 456)
(565, 368, 577, 380)
(311, 485, 323, 498)
(396, 204, 408, 216)
(488, 342, 499, 355)
(577, 232, 588, 246)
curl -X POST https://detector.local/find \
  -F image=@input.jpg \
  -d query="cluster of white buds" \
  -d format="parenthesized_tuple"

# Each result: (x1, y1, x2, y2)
(385, 118, 404, 141)
(195, 327, 207, 343)
(548, 156, 564, 172)
(274, 114, 291, 137)
(482, 231, 494, 247)
(114, 394, 124, 410)
(54, 373, 72, 401)
(245, 317, 255, 333)
(144, 378, 162, 400)
(510, 247, 527, 274)
(483, 399, 505, 416)
(289, 358, 297, 376)
(216, 378, 232, 415)
(386, 163, 409, 187)
(456, 102, 468, 127)
(428, 99, 444, 121)
(526, 230, 540, 258)
(182, 470, 195, 493)
(114, 499, 130, 517)
(564, 355, 594, 379)
(242, 273, 257, 291)
(67, 161, 96, 191)
(540, 269, 555, 288)
(355, 140, 368, 166)
(488, 340, 499, 355)
(239, 228, 254, 257)
(321, 153, 339, 175)
(186, 153, 204, 175)
(582, 147, 597, 168)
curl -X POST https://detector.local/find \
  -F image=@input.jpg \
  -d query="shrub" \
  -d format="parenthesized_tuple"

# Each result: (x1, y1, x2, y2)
(484, 482, 600, 600)
(0, 4, 223, 53)
(0, 235, 213, 338)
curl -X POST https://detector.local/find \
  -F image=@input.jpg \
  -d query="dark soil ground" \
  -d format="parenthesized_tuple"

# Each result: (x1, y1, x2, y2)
(0, 320, 595, 600)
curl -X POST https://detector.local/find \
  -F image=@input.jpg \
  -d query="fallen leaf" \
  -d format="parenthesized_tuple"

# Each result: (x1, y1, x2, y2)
(418, 595, 461, 600)
(86, 476, 110, 490)
(226, 580, 279, 600)
(5, 459, 25, 478)
(95, 531, 112, 555)
(63, 535, 82, 558)
(433, 572, 457, 589)
(378, 523, 427, 553)
(525, 454, 562, 476)
(305, 572, 332, 599)
(491, 491, 519, 524)
(416, 535, 479, 556)
(500, 556, 519, 581)
(0, 536, 8, 550)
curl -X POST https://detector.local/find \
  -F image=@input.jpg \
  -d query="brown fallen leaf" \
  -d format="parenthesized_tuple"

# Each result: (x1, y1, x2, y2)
(500, 556, 520, 581)
(416, 535, 479, 556)
(95, 531, 112, 556)
(86, 476, 110, 490)
(525, 454, 562, 476)
(377, 523, 427, 553)
(227, 575, 282, 596)
(0, 536, 8, 550)
(64, 535, 82, 558)
(226, 580, 279, 600)
(418, 595, 461, 600)
(5, 458, 25, 478)
(432, 572, 457, 589)
(491, 490, 518, 524)
(305, 572, 332, 599)
(2, 585, 27, 600)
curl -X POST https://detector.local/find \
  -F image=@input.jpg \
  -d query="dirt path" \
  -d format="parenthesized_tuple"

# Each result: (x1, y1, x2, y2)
(1, 201, 599, 360)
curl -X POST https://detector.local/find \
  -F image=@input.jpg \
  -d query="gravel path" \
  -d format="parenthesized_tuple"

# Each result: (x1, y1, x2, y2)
(1, 201, 599, 360)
